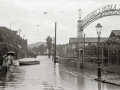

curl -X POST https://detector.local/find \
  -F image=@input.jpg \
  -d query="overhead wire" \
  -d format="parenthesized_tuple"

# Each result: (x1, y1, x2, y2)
(38, 13, 47, 26)
(41, 0, 79, 24)
(37, 0, 70, 28)
(47, 0, 70, 13)
(0, 5, 43, 14)
(45, 0, 78, 43)
(0, 0, 78, 27)
(37, 0, 70, 23)
(52, 0, 79, 22)
(36, 0, 72, 38)
(44, 0, 79, 39)
(0, 1, 81, 44)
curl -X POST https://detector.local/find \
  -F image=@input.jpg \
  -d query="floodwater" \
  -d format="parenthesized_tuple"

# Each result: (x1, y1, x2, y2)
(0, 56, 120, 90)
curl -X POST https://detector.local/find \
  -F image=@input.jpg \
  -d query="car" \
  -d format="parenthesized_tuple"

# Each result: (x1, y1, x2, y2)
(53, 56, 59, 63)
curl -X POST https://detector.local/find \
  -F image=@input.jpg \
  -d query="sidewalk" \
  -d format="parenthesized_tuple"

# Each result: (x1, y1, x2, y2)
(95, 64, 120, 86)
(103, 64, 120, 74)
(60, 63, 120, 87)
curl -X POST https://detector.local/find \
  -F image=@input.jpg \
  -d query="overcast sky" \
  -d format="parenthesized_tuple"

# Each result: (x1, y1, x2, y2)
(1, 0, 120, 44)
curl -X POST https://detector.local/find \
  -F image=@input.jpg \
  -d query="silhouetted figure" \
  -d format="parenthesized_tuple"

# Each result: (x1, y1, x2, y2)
(0, 54, 4, 66)
(2, 54, 8, 72)
(0, 54, 4, 72)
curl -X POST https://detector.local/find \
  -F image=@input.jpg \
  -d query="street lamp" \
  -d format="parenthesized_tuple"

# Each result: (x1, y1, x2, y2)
(95, 23, 102, 79)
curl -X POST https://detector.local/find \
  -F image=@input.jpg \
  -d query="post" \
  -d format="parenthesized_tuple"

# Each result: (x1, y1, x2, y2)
(79, 49, 80, 61)
(108, 49, 109, 64)
(77, 38, 78, 59)
(18, 29, 21, 36)
(98, 36, 101, 79)
(95, 23, 102, 79)
(16, 38, 17, 58)
(10, 23, 11, 30)
(83, 34, 85, 62)
(102, 45, 103, 69)
(54, 22, 57, 63)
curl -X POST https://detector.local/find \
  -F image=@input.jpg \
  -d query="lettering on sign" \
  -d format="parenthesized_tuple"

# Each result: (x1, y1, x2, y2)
(83, 4, 120, 22)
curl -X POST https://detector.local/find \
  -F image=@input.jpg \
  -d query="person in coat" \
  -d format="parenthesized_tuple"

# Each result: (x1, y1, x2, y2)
(2, 54, 8, 72)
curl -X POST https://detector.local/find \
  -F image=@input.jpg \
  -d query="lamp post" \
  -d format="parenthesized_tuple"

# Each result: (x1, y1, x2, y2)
(95, 23, 102, 79)
(54, 22, 57, 63)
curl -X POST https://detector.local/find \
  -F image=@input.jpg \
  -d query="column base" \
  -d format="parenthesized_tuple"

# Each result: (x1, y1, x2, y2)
(97, 77, 102, 80)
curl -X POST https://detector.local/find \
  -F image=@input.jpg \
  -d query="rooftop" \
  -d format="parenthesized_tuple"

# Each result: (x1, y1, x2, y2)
(109, 30, 120, 38)
(69, 37, 108, 43)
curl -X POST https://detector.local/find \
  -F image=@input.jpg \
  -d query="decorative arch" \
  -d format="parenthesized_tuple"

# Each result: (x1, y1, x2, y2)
(82, 4, 120, 30)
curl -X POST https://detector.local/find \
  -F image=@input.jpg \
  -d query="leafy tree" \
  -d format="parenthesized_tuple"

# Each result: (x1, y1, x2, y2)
(30, 44, 45, 55)
(38, 44, 44, 55)
(46, 36, 52, 58)
(0, 26, 29, 59)
(32, 46, 38, 54)
(104, 36, 120, 51)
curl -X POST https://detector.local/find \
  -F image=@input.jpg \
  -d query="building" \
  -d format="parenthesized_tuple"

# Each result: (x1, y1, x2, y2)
(69, 37, 108, 57)
(109, 30, 120, 38)
(108, 30, 120, 64)
(67, 30, 120, 64)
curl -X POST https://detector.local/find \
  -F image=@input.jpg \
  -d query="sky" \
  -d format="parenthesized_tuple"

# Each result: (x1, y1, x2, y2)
(0, 0, 120, 45)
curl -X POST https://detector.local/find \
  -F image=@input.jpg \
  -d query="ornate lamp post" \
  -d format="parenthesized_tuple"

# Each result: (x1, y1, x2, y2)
(95, 23, 102, 79)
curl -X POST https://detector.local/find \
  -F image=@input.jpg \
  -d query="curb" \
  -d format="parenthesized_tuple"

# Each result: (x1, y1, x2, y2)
(106, 70, 120, 74)
(94, 78, 120, 86)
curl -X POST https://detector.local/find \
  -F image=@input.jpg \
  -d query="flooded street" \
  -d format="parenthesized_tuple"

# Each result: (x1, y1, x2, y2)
(0, 56, 120, 90)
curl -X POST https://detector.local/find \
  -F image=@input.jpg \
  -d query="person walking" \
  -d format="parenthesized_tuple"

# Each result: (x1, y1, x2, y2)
(0, 54, 4, 68)
(10, 56, 14, 65)
(7, 55, 11, 65)
(2, 54, 8, 72)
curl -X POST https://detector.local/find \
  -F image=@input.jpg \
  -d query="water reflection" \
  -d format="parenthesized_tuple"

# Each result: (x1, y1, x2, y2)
(0, 65, 26, 90)
(98, 82, 102, 90)
(59, 67, 85, 90)
(0, 73, 7, 88)
(59, 66, 120, 90)
(0, 56, 120, 90)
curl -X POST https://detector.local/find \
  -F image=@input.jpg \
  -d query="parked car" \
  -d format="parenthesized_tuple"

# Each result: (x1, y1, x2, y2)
(53, 56, 59, 63)
(56, 56, 59, 62)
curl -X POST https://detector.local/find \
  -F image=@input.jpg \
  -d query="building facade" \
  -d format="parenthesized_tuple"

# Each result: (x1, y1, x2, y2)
(69, 37, 108, 57)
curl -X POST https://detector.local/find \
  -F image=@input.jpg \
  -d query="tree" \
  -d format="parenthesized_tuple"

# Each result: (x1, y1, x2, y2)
(46, 36, 52, 58)
(104, 36, 120, 51)
(104, 36, 120, 63)
(32, 46, 38, 54)
(38, 44, 44, 55)
(0, 26, 34, 59)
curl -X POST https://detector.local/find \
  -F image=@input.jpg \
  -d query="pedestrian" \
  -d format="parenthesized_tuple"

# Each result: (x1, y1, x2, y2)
(2, 54, 8, 72)
(7, 55, 12, 65)
(10, 55, 14, 65)
(0, 54, 4, 67)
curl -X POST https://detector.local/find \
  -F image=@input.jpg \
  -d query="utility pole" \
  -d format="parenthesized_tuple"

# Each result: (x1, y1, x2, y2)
(54, 22, 57, 63)
(10, 20, 19, 30)
(23, 35, 25, 39)
(83, 34, 85, 63)
(10, 23, 11, 30)
(18, 29, 22, 36)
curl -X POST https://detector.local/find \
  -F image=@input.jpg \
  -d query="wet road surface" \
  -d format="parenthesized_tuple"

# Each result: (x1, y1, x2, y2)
(0, 56, 120, 90)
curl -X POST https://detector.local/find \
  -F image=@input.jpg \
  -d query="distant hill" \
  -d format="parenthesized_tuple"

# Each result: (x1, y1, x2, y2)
(28, 42, 46, 48)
